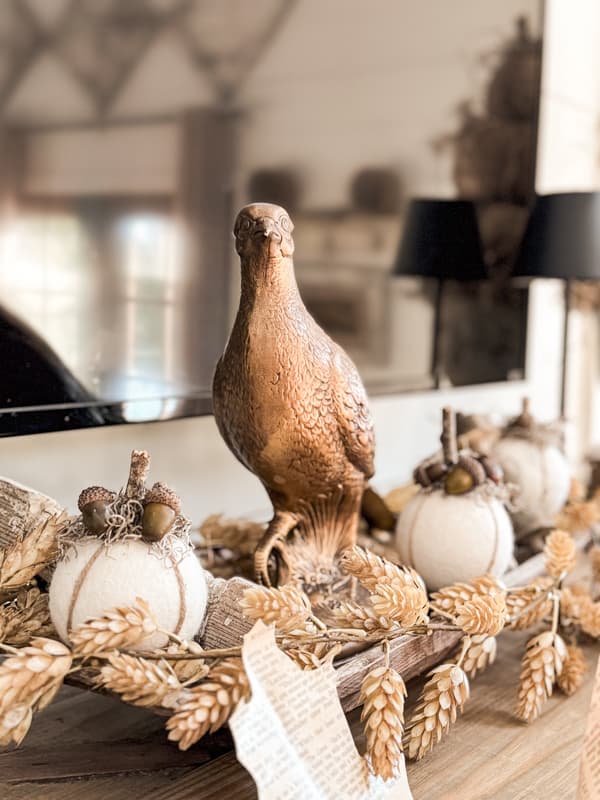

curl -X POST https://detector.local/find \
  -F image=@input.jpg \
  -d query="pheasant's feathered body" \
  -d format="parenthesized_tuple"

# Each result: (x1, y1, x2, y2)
(213, 203, 374, 586)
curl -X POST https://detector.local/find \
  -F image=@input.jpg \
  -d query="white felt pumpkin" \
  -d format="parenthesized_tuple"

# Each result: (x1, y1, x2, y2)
(492, 436, 571, 535)
(395, 489, 514, 591)
(49, 538, 208, 650)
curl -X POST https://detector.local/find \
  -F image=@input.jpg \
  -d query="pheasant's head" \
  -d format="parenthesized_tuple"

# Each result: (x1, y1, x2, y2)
(234, 203, 295, 261)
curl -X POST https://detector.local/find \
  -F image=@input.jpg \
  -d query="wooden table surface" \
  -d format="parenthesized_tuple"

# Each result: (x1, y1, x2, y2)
(1, 627, 597, 800)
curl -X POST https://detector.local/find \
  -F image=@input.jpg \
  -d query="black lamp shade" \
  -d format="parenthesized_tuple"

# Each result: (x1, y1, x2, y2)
(513, 192, 600, 281)
(394, 199, 487, 281)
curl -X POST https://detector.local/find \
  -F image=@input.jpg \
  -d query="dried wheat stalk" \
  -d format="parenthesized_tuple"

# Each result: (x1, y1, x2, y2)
(557, 644, 588, 696)
(590, 545, 600, 587)
(240, 584, 314, 634)
(286, 647, 324, 670)
(370, 577, 429, 628)
(404, 663, 470, 760)
(98, 653, 183, 709)
(165, 642, 209, 683)
(331, 601, 398, 633)
(0, 637, 72, 745)
(340, 546, 411, 592)
(198, 514, 265, 557)
(0, 587, 54, 646)
(460, 634, 497, 679)
(506, 577, 554, 630)
(70, 597, 160, 656)
(578, 598, 600, 638)
(0, 511, 66, 594)
(430, 575, 505, 617)
(544, 530, 576, 579)
(559, 585, 591, 623)
(516, 631, 566, 722)
(455, 593, 507, 637)
(555, 500, 599, 533)
(360, 665, 406, 781)
(166, 658, 249, 750)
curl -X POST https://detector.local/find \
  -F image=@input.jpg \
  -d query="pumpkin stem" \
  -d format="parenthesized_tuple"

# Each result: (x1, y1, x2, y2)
(441, 407, 459, 465)
(126, 450, 151, 499)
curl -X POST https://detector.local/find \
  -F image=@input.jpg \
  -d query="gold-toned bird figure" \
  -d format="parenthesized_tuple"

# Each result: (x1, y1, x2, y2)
(213, 203, 375, 588)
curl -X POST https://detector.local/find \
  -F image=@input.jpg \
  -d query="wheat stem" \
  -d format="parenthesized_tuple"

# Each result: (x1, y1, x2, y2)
(551, 591, 560, 635)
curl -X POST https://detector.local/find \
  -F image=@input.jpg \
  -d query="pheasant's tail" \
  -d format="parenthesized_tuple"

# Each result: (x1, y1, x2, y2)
(283, 486, 362, 590)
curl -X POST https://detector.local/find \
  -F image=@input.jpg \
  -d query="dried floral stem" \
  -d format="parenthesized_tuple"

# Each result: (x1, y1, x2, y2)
(455, 635, 472, 668)
(506, 584, 554, 629)
(551, 591, 560, 635)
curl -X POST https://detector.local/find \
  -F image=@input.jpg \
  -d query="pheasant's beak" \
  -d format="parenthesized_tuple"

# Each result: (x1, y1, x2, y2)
(254, 218, 282, 243)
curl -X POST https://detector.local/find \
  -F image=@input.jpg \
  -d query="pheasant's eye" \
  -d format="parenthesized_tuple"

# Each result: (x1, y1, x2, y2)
(236, 216, 252, 235)
(279, 215, 290, 232)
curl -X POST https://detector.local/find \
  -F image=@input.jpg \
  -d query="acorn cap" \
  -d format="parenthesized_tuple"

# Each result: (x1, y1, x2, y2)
(78, 486, 116, 511)
(143, 482, 181, 514)
(457, 455, 487, 485)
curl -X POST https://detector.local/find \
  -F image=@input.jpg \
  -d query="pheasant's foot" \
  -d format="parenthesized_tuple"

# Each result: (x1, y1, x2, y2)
(254, 512, 297, 586)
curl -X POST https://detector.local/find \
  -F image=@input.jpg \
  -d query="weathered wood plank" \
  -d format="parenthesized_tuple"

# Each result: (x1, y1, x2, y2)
(337, 629, 462, 711)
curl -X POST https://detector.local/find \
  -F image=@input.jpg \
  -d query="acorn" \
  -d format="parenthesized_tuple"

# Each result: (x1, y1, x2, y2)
(480, 456, 504, 484)
(445, 466, 475, 495)
(426, 461, 448, 483)
(413, 464, 431, 487)
(445, 456, 486, 495)
(142, 482, 181, 542)
(413, 461, 448, 488)
(78, 486, 116, 534)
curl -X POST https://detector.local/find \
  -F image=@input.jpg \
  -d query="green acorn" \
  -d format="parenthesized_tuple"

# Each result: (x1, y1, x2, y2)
(142, 482, 181, 542)
(78, 486, 116, 534)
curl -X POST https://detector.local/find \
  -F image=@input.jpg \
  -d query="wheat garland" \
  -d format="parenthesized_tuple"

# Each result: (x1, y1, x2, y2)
(0, 511, 66, 595)
(166, 658, 250, 750)
(403, 661, 470, 760)
(544, 529, 577, 579)
(0, 527, 598, 760)
(0, 587, 54, 646)
(0, 637, 72, 746)
(98, 653, 183, 709)
(430, 574, 505, 617)
(359, 657, 407, 780)
(516, 629, 567, 722)
(70, 597, 161, 657)
(557, 644, 588, 696)
(461, 634, 497, 679)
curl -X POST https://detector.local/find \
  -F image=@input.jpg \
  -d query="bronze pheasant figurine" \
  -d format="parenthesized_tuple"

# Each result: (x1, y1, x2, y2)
(213, 203, 375, 588)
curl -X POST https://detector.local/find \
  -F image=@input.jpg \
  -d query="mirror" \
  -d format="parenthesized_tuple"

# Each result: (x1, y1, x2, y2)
(0, 0, 542, 436)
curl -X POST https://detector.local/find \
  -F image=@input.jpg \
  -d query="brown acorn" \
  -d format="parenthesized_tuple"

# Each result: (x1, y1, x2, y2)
(426, 461, 448, 483)
(142, 482, 181, 542)
(78, 486, 116, 534)
(480, 456, 504, 484)
(413, 461, 448, 488)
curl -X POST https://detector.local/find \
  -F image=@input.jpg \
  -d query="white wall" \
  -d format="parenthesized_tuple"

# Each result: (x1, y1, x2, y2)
(536, 0, 600, 463)
(237, 0, 540, 207)
(0, 376, 539, 523)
